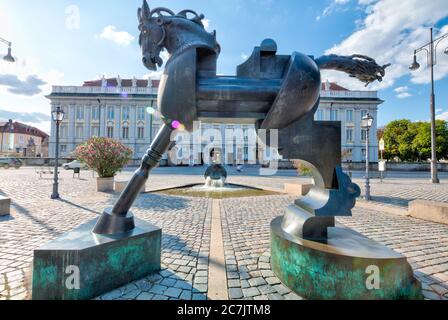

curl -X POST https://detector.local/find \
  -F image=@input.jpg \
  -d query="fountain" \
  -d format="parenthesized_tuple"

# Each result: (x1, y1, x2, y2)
(204, 163, 227, 188)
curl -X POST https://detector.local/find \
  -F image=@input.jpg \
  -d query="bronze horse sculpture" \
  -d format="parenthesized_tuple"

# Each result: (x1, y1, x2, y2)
(93, 0, 389, 242)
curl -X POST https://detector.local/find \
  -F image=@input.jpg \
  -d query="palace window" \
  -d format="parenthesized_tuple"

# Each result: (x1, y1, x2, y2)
(60, 125, 67, 138)
(91, 126, 99, 137)
(61, 106, 68, 117)
(122, 106, 130, 120)
(346, 128, 353, 142)
(346, 110, 353, 122)
(137, 127, 144, 139)
(137, 107, 145, 120)
(107, 126, 114, 138)
(60, 145, 67, 153)
(361, 129, 367, 141)
(330, 109, 338, 121)
(122, 127, 129, 139)
(92, 106, 99, 120)
(316, 109, 324, 121)
(76, 125, 83, 138)
(107, 106, 115, 120)
(76, 106, 84, 120)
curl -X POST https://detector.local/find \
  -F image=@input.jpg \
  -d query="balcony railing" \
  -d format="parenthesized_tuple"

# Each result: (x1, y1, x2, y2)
(51, 86, 158, 95)
(320, 90, 378, 99)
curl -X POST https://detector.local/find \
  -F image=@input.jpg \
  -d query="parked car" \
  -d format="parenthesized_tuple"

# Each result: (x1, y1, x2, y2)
(62, 160, 85, 170)
(0, 157, 23, 169)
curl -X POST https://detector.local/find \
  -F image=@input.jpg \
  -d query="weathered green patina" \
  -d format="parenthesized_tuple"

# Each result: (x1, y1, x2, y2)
(270, 216, 422, 300)
(32, 218, 161, 300)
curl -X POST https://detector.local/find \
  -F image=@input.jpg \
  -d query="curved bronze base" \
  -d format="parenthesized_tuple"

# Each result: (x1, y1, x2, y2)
(271, 216, 422, 300)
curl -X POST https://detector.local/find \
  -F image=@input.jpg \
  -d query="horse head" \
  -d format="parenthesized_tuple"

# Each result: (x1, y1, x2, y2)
(138, 0, 219, 71)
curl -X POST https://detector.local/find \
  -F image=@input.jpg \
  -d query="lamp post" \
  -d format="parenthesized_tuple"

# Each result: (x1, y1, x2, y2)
(0, 37, 15, 63)
(409, 27, 448, 184)
(361, 112, 374, 201)
(51, 106, 65, 199)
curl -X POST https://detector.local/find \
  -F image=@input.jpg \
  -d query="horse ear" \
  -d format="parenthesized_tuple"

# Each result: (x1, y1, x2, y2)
(138, 8, 142, 23)
(142, 0, 150, 20)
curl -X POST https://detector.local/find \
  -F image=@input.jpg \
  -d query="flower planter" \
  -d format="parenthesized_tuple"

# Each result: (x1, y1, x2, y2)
(97, 177, 114, 192)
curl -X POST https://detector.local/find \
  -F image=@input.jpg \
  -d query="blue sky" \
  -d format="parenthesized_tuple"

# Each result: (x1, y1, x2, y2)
(0, 0, 448, 133)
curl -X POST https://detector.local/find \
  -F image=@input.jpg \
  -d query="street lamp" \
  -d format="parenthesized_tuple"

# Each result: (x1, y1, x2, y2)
(0, 37, 15, 63)
(361, 112, 374, 201)
(409, 27, 448, 184)
(51, 106, 65, 199)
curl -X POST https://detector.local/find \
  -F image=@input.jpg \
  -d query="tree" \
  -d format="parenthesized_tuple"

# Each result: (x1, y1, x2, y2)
(383, 119, 448, 162)
(383, 119, 415, 161)
(412, 120, 448, 161)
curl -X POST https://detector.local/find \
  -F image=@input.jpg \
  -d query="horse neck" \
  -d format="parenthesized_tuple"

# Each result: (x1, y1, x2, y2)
(164, 21, 217, 61)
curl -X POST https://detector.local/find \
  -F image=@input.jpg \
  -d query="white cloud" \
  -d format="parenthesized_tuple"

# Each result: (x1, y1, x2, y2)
(394, 86, 412, 98)
(317, 0, 352, 21)
(394, 86, 408, 93)
(97, 25, 134, 46)
(396, 92, 411, 99)
(436, 110, 448, 120)
(203, 19, 212, 32)
(241, 53, 248, 60)
(321, 0, 448, 91)
(0, 55, 64, 133)
(0, 74, 45, 96)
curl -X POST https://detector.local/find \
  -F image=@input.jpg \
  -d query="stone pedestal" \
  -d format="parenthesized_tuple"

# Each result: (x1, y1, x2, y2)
(0, 196, 11, 216)
(409, 200, 448, 225)
(270, 216, 422, 300)
(32, 218, 161, 300)
(97, 177, 114, 192)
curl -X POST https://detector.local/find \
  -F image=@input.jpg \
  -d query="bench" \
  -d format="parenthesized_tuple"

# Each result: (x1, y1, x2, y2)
(0, 196, 11, 216)
(409, 200, 448, 225)
(114, 180, 146, 193)
(284, 183, 313, 196)
(35, 167, 59, 179)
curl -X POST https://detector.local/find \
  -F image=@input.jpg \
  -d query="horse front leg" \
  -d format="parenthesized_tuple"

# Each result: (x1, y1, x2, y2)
(92, 124, 174, 235)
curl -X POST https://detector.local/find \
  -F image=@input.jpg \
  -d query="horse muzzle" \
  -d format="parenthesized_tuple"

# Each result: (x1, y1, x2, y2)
(142, 55, 157, 71)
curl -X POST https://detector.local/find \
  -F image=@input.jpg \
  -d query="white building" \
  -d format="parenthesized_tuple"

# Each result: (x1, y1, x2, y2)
(48, 77, 382, 164)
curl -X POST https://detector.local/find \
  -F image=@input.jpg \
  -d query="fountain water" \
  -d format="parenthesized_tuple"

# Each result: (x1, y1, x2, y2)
(204, 163, 227, 188)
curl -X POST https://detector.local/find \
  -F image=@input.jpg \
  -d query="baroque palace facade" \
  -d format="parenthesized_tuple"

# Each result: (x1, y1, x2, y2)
(48, 77, 383, 164)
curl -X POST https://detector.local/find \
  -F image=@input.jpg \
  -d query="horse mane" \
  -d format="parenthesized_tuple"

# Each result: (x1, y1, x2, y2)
(150, 7, 206, 29)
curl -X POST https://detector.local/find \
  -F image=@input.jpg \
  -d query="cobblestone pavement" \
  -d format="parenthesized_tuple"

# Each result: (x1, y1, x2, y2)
(221, 196, 448, 300)
(1, 167, 448, 300)
(0, 168, 211, 300)
(353, 178, 448, 207)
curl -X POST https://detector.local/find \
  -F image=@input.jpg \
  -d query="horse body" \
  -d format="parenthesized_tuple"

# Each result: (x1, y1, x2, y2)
(93, 0, 386, 241)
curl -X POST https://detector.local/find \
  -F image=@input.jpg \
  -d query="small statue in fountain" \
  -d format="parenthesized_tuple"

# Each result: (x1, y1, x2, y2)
(204, 149, 227, 188)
